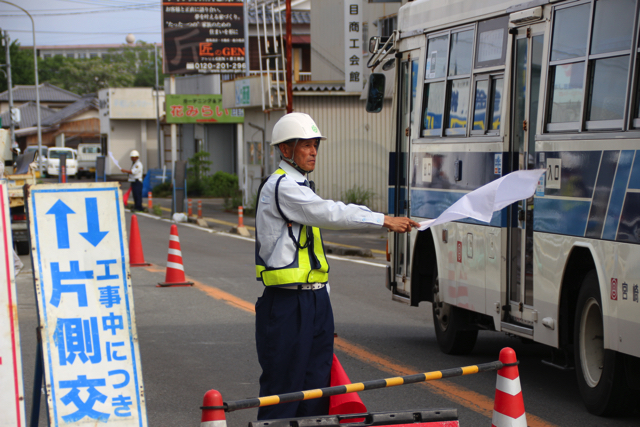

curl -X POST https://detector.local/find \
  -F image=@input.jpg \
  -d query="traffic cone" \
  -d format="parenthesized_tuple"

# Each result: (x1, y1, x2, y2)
(123, 187, 131, 207)
(200, 389, 227, 427)
(492, 347, 526, 427)
(329, 354, 366, 423)
(157, 224, 194, 287)
(129, 215, 151, 267)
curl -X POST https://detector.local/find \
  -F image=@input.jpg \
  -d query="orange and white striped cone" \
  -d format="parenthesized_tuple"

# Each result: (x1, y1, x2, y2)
(200, 390, 227, 427)
(157, 224, 194, 287)
(492, 347, 526, 427)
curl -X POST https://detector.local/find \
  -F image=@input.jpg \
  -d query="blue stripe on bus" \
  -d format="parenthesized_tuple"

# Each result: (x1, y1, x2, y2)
(602, 150, 634, 240)
(617, 192, 640, 243)
(411, 188, 504, 227)
(586, 151, 618, 238)
(534, 198, 591, 236)
(629, 151, 640, 190)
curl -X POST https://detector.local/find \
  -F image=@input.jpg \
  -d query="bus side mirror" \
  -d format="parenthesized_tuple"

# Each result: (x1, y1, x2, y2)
(366, 73, 385, 113)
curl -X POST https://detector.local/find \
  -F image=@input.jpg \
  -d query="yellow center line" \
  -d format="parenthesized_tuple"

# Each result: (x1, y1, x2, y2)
(143, 267, 557, 427)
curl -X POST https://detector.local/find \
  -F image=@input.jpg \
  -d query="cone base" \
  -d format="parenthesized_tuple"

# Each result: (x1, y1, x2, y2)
(131, 262, 152, 267)
(157, 281, 194, 287)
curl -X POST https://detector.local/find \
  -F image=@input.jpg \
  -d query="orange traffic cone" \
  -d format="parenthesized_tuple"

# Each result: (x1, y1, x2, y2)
(157, 224, 194, 287)
(200, 390, 227, 427)
(129, 215, 151, 267)
(329, 354, 366, 423)
(123, 187, 131, 207)
(492, 347, 526, 427)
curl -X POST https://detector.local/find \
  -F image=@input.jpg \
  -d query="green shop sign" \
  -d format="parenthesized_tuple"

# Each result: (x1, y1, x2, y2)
(165, 94, 244, 124)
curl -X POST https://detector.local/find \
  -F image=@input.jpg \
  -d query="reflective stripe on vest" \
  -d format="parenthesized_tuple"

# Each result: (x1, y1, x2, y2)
(255, 169, 330, 286)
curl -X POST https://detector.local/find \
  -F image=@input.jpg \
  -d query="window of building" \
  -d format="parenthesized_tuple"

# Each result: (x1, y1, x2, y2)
(546, 0, 638, 132)
(379, 16, 397, 38)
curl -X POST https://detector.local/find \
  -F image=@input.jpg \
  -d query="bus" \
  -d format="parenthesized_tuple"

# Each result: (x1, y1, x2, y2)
(367, 0, 640, 416)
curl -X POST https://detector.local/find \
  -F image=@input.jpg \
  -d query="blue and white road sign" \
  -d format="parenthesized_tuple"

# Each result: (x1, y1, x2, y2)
(0, 181, 27, 427)
(27, 182, 147, 427)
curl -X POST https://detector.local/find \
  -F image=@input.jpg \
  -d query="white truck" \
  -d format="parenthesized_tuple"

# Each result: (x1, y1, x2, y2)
(76, 142, 101, 178)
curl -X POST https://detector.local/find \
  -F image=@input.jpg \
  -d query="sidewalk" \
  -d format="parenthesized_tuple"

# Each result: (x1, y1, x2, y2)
(142, 197, 389, 259)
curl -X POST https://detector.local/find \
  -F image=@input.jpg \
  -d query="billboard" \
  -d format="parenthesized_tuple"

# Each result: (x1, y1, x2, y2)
(162, 0, 246, 74)
(165, 94, 244, 123)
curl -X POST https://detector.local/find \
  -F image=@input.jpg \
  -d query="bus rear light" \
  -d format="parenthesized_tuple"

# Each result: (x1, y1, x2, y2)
(12, 213, 27, 221)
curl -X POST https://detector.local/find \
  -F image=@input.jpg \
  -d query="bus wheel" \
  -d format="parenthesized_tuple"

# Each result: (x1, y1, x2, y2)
(432, 271, 477, 355)
(574, 270, 631, 416)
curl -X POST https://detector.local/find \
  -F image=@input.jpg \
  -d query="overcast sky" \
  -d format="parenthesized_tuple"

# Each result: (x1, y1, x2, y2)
(0, 0, 163, 47)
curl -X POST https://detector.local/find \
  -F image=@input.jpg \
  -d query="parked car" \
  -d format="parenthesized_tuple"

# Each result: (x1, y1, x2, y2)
(25, 145, 48, 169)
(46, 147, 78, 178)
(76, 143, 102, 178)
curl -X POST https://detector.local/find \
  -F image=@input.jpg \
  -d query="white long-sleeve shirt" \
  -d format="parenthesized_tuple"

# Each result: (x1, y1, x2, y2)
(256, 160, 384, 269)
(128, 159, 143, 182)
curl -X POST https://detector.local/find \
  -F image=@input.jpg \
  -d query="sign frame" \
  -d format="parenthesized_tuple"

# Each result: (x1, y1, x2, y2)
(27, 182, 147, 427)
(0, 181, 27, 427)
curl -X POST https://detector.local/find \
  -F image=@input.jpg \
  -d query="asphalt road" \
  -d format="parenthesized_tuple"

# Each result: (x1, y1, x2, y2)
(15, 211, 640, 427)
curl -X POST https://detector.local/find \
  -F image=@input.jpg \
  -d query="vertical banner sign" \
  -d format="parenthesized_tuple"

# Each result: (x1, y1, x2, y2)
(162, 0, 246, 74)
(0, 182, 27, 427)
(27, 183, 147, 426)
(344, 0, 363, 92)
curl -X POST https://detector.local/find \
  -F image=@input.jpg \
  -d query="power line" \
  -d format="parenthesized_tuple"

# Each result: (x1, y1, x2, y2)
(0, 3, 159, 16)
(5, 29, 160, 35)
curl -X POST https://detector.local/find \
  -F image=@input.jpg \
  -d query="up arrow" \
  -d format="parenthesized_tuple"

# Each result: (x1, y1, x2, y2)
(46, 199, 75, 249)
(80, 197, 108, 247)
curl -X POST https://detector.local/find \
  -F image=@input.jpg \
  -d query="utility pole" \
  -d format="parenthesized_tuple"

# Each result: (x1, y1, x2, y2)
(3, 30, 16, 147)
(285, 0, 293, 113)
(154, 44, 163, 169)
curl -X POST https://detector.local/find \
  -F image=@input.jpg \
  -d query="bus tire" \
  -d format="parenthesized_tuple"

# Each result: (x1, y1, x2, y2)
(574, 270, 631, 416)
(432, 270, 477, 355)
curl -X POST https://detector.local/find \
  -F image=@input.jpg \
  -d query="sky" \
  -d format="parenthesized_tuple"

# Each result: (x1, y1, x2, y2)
(0, 0, 163, 47)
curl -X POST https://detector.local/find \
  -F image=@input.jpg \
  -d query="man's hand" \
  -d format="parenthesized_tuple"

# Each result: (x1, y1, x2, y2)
(383, 216, 420, 233)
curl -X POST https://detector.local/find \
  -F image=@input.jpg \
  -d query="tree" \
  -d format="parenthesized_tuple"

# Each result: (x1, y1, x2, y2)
(0, 39, 35, 93)
(1, 38, 166, 95)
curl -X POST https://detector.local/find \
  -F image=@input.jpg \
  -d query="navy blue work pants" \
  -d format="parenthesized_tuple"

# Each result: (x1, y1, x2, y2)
(255, 285, 334, 420)
(131, 180, 143, 211)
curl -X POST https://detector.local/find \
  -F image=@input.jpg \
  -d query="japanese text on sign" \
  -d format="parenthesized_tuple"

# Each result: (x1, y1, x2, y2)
(162, 0, 246, 74)
(28, 183, 147, 426)
(344, 0, 363, 92)
(165, 94, 244, 124)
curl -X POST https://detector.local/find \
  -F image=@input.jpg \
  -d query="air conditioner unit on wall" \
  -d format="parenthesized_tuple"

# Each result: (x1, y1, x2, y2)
(510, 7, 543, 24)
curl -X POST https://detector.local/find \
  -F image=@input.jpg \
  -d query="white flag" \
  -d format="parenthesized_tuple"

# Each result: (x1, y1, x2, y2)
(418, 169, 546, 231)
(108, 151, 122, 170)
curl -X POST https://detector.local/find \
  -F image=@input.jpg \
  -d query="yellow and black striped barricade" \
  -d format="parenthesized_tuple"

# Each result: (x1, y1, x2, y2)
(200, 349, 522, 427)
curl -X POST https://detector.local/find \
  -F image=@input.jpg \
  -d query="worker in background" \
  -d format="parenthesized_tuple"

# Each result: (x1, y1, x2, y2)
(120, 150, 144, 212)
(254, 113, 419, 420)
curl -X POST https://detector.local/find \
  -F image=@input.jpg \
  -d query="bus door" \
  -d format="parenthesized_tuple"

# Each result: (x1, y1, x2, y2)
(393, 52, 419, 297)
(505, 24, 544, 331)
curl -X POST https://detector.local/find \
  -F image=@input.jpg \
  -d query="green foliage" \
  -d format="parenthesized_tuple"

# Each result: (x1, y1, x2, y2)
(187, 152, 213, 196)
(341, 185, 375, 206)
(223, 191, 244, 211)
(0, 40, 35, 93)
(1, 38, 167, 95)
(205, 171, 239, 198)
(152, 205, 163, 216)
(152, 181, 172, 197)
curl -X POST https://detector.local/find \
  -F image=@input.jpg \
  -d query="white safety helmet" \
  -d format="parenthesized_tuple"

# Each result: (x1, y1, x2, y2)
(130, 150, 140, 157)
(270, 113, 326, 146)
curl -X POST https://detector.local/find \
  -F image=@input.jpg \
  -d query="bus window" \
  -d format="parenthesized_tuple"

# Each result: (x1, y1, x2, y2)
(546, 0, 639, 132)
(585, 0, 634, 128)
(445, 30, 473, 134)
(421, 82, 445, 134)
(474, 16, 508, 69)
(471, 75, 503, 135)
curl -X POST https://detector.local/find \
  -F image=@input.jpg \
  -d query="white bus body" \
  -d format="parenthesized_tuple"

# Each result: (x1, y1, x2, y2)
(376, 0, 640, 416)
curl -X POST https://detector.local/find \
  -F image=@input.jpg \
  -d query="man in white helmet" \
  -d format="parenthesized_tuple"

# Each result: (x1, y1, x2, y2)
(254, 113, 418, 420)
(120, 150, 144, 212)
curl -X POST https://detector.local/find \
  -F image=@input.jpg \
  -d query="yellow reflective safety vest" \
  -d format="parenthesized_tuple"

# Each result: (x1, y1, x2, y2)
(255, 169, 330, 286)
